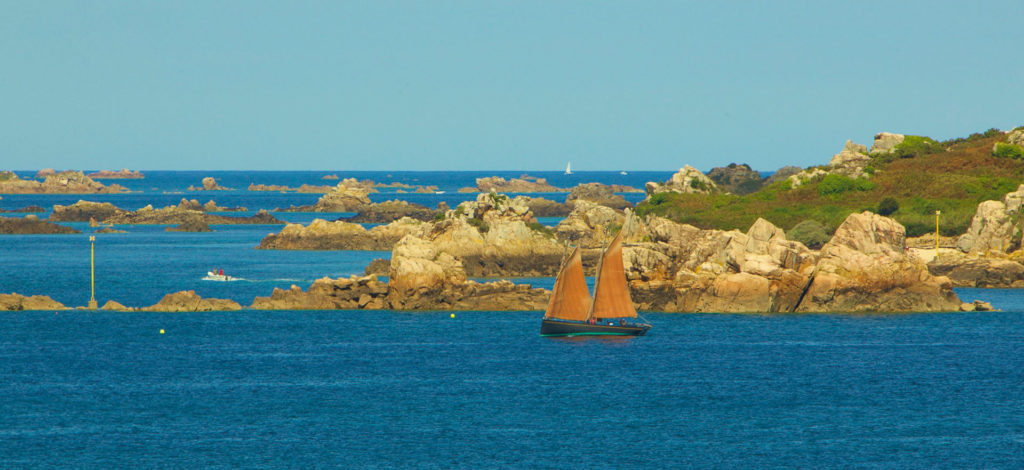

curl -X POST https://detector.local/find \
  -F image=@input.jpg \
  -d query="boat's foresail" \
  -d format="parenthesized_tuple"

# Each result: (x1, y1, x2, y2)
(543, 247, 591, 321)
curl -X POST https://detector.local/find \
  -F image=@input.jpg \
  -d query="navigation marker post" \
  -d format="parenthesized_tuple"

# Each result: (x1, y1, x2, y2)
(88, 235, 97, 309)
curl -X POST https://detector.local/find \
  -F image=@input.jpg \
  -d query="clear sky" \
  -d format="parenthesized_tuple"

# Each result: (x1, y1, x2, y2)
(2, 1, 1023, 171)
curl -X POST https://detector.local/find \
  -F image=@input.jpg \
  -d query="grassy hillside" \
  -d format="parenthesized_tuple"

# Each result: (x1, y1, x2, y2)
(635, 128, 1024, 241)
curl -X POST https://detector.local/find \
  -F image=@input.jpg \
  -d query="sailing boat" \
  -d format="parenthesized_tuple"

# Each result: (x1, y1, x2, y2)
(564, 162, 572, 175)
(541, 231, 651, 336)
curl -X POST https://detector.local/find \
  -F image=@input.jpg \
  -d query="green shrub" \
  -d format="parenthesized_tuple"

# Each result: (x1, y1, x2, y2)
(527, 221, 553, 237)
(993, 142, 1024, 159)
(863, 165, 875, 176)
(648, 192, 668, 205)
(433, 212, 446, 222)
(788, 220, 830, 249)
(893, 135, 944, 158)
(817, 174, 875, 196)
(467, 217, 489, 233)
(778, 179, 792, 191)
(877, 197, 899, 216)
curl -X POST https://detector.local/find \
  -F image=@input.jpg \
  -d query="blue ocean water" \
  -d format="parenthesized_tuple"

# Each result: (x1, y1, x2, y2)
(3, 172, 1024, 468)
(1, 302, 1023, 468)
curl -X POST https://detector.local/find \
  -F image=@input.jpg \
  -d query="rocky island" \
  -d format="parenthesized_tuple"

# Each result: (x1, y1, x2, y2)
(0, 171, 127, 194)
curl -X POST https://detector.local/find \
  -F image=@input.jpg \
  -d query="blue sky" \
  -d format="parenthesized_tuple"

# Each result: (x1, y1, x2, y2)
(2, 1, 1023, 171)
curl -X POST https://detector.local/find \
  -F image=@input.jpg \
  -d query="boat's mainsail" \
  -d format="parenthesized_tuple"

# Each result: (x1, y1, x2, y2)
(543, 246, 592, 321)
(588, 231, 638, 319)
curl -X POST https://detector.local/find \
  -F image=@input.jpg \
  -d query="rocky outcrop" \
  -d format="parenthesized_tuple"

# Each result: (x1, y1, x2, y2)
(599, 211, 969, 313)
(277, 183, 372, 212)
(258, 217, 427, 250)
(87, 169, 144, 179)
(928, 255, 1024, 288)
(165, 220, 212, 232)
(475, 176, 562, 193)
(343, 200, 436, 223)
(103, 206, 281, 225)
(519, 197, 571, 217)
(707, 163, 764, 195)
(627, 217, 816, 313)
(870, 132, 905, 155)
(100, 300, 132, 311)
(956, 185, 1024, 254)
(188, 177, 231, 191)
(828, 140, 872, 178)
(0, 206, 45, 213)
(142, 291, 241, 312)
(786, 168, 829, 188)
(49, 200, 122, 222)
(423, 193, 564, 277)
(0, 215, 79, 234)
(247, 183, 334, 193)
(765, 166, 803, 185)
(645, 165, 717, 196)
(364, 258, 391, 276)
(566, 183, 632, 209)
(200, 200, 246, 212)
(386, 235, 548, 310)
(796, 212, 961, 312)
(251, 275, 389, 310)
(0, 293, 66, 310)
(554, 200, 629, 249)
(0, 171, 127, 194)
(322, 174, 339, 180)
(1008, 128, 1024, 147)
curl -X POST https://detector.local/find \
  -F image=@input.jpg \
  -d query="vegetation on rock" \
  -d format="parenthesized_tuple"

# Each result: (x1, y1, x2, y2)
(636, 128, 1022, 237)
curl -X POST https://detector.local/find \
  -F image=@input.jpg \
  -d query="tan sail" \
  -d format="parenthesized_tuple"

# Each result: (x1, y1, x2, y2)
(543, 246, 592, 321)
(588, 231, 637, 319)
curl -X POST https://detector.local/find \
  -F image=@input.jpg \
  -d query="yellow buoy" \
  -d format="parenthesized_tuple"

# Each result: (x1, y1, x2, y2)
(450, 313, 455, 318)
(159, 329, 165, 334)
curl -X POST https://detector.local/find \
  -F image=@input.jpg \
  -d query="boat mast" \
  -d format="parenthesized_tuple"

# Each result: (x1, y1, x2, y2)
(585, 244, 606, 321)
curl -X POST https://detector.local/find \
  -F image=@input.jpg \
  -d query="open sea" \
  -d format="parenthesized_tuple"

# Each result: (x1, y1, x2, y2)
(2, 171, 1023, 468)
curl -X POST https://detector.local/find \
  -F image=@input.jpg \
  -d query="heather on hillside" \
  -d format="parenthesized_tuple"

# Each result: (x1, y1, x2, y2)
(636, 129, 1024, 237)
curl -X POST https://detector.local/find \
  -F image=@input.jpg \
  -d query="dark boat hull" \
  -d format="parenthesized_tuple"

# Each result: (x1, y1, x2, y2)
(540, 318, 650, 337)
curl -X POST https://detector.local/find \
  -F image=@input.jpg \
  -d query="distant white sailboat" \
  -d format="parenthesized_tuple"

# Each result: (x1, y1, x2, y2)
(565, 162, 572, 175)
(620, 171, 628, 175)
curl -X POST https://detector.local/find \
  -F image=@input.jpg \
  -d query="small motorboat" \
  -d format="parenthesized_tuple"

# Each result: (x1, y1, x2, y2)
(204, 271, 232, 281)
